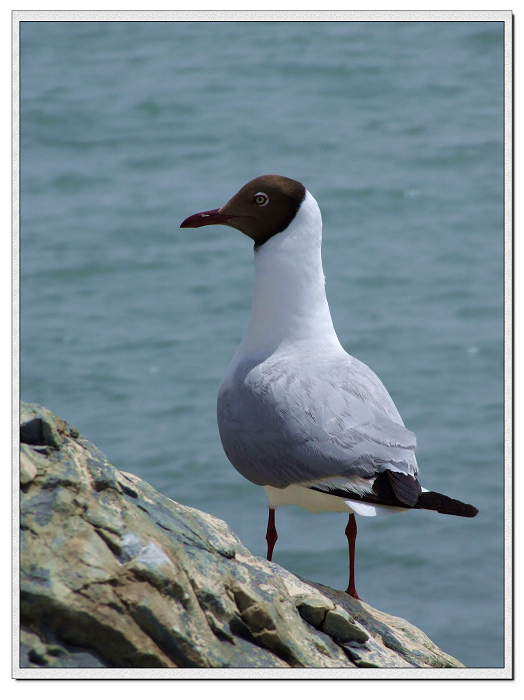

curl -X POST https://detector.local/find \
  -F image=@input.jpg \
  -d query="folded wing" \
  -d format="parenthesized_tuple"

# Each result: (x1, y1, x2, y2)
(218, 352, 418, 489)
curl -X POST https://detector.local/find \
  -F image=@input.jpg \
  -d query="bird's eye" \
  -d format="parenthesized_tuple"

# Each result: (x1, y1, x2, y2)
(254, 192, 269, 207)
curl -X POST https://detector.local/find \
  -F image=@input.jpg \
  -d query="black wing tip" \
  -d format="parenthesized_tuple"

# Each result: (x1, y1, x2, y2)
(384, 471, 421, 507)
(308, 473, 480, 518)
(461, 503, 479, 518)
(416, 491, 479, 517)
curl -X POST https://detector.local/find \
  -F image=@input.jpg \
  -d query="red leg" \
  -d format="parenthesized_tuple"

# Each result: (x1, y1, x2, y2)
(345, 513, 362, 600)
(266, 507, 277, 561)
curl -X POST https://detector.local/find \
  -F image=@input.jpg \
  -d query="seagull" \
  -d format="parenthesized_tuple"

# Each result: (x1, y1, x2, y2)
(181, 175, 478, 600)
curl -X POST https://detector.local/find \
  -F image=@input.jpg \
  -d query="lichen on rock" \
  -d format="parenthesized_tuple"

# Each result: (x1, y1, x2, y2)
(18, 402, 464, 670)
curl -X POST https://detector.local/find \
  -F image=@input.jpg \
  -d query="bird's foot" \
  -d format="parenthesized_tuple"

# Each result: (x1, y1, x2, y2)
(346, 586, 363, 601)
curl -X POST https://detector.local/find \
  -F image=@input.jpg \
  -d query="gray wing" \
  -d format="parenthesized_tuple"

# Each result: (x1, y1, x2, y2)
(217, 352, 418, 488)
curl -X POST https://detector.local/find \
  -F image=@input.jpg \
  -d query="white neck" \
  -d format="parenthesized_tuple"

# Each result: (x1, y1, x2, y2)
(236, 191, 342, 359)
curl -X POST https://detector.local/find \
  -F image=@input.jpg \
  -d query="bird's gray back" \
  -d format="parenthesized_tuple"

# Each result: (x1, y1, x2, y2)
(217, 349, 418, 488)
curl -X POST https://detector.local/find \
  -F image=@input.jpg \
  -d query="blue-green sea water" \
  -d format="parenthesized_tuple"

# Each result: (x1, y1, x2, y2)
(20, 20, 505, 668)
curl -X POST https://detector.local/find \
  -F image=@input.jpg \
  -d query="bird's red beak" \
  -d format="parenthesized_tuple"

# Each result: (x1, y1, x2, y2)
(180, 208, 237, 228)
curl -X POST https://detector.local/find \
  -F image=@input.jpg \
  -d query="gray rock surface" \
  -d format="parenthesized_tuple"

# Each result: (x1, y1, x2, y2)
(19, 402, 464, 669)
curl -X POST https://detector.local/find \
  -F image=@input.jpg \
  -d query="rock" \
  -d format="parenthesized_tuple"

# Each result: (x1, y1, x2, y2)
(18, 402, 465, 669)
(322, 608, 369, 644)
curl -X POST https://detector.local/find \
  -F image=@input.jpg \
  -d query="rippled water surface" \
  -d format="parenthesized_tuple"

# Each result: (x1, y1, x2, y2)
(20, 20, 505, 668)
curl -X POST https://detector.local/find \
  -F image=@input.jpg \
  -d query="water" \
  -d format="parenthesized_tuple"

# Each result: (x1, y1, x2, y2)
(19, 20, 505, 668)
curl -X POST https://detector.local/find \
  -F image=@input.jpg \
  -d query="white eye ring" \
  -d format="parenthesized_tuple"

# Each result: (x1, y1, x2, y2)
(254, 192, 269, 207)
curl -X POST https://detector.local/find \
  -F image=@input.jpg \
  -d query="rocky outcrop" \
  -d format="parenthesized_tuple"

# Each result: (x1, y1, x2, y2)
(19, 402, 464, 669)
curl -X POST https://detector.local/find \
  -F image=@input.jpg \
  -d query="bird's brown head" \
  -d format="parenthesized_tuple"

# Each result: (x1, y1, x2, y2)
(180, 175, 306, 247)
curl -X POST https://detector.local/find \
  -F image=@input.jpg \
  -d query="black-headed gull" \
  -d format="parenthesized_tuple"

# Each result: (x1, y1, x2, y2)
(181, 175, 478, 599)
